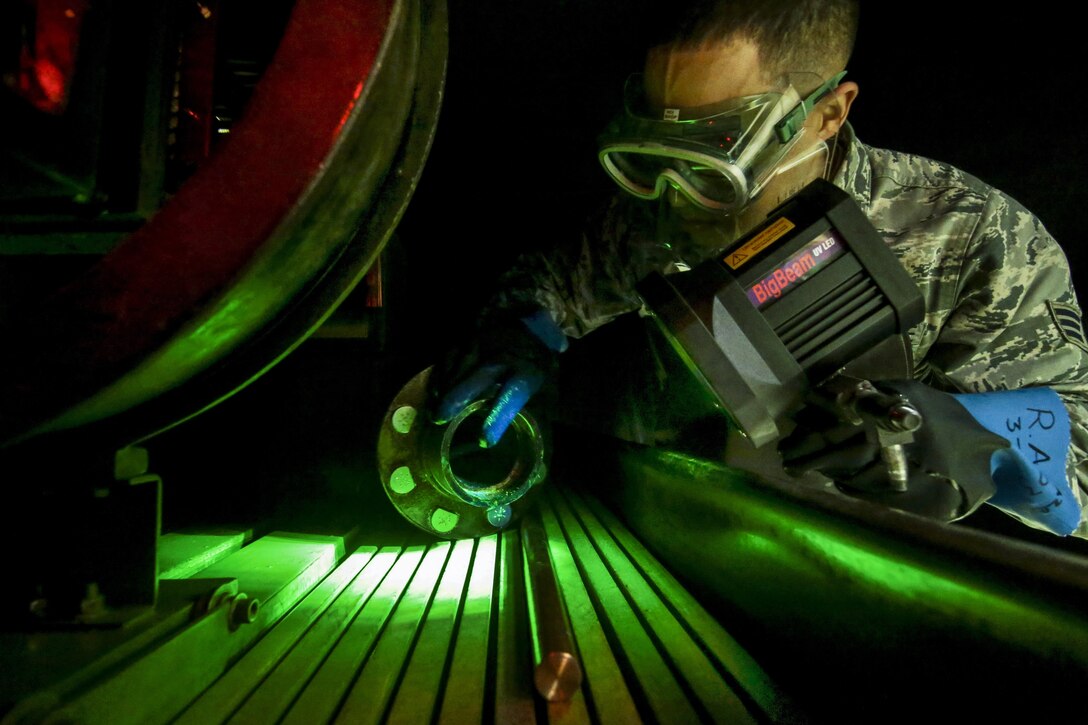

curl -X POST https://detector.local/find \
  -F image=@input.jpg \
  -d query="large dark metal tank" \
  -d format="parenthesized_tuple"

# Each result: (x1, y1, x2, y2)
(2, 2, 1088, 723)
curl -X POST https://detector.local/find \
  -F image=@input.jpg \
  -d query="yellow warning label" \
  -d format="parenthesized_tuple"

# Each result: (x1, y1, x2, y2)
(723, 217, 796, 270)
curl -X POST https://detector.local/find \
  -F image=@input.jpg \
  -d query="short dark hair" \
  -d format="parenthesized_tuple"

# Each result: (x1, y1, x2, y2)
(647, 0, 859, 81)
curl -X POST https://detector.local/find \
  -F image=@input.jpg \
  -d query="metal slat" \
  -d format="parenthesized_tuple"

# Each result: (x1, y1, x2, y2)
(561, 491, 755, 724)
(281, 546, 425, 724)
(538, 499, 639, 725)
(224, 547, 400, 723)
(384, 538, 475, 723)
(541, 685, 593, 724)
(48, 533, 343, 725)
(56, 488, 799, 724)
(158, 529, 252, 580)
(175, 546, 376, 724)
(334, 543, 453, 723)
(581, 496, 800, 723)
(493, 529, 539, 725)
(435, 535, 499, 725)
(548, 494, 703, 722)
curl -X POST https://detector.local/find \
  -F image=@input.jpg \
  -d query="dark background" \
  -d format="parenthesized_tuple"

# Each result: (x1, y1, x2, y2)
(398, 2, 1087, 347)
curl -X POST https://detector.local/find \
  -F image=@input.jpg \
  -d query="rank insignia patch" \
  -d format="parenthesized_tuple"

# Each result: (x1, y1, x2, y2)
(1048, 301, 1088, 353)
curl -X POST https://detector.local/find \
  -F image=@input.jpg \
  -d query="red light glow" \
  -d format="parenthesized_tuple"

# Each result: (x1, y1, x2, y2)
(333, 80, 366, 138)
(13, 0, 89, 114)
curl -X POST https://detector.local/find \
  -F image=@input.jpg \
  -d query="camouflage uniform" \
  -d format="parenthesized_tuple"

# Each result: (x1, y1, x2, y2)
(490, 124, 1088, 537)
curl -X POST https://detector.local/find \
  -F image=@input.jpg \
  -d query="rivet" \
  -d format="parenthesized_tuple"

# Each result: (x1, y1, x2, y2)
(487, 504, 513, 529)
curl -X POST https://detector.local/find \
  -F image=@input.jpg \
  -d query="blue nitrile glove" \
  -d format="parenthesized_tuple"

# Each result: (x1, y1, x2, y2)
(430, 309, 568, 448)
(782, 380, 1078, 533)
(952, 387, 1078, 536)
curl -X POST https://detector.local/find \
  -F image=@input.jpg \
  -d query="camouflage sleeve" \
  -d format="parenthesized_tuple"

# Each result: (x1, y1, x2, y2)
(486, 194, 680, 338)
(922, 188, 1088, 537)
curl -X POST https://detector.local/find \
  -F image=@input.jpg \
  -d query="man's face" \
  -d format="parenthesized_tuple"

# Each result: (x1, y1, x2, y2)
(642, 38, 830, 245)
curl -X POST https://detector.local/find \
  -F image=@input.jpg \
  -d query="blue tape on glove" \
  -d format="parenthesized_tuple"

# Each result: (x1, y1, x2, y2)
(436, 310, 566, 446)
(477, 311, 564, 445)
(953, 388, 1078, 535)
(436, 363, 506, 424)
(481, 371, 544, 448)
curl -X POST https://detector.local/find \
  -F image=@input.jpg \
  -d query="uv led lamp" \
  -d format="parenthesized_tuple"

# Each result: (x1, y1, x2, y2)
(638, 178, 924, 448)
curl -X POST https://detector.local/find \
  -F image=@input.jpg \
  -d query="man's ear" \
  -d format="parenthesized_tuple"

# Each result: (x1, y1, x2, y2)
(814, 81, 858, 140)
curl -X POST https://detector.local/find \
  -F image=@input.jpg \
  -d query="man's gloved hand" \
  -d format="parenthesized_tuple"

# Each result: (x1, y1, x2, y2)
(429, 309, 568, 448)
(781, 380, 1079, 534)
(781, 379, 1006, 521)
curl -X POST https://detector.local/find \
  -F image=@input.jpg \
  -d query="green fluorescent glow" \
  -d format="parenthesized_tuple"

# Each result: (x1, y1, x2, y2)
(384, 539, 474, 723)
(726, 523, 1022, 615)
(187, 297, 247, 346)
(436, 539, 475, 606)
(280, 547, 423, 725)
(539, 499, 642, 722)
(653, 450, 1088, 653)
(336, 544, 452, 723)
(405, 541, 452, 605)
(785, 523, 1088, 648)
(467, 535, 498, 601)
(521, 541, 543, 668)
(436, 535, 497, 725)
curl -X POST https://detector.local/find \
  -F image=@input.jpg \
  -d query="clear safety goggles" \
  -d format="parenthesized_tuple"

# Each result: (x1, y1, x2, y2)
(598, 72, 846, 213)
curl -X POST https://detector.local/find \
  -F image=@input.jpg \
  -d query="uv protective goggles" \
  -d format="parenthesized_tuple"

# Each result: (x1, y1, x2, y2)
(598, 72, 846, 213)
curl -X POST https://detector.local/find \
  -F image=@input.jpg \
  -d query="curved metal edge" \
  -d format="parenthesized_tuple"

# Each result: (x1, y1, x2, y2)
(31, 0, 417, 437)
(0, 0, 394, 443)
(4, 0, 447, 449)
(122, 0, 448, 448)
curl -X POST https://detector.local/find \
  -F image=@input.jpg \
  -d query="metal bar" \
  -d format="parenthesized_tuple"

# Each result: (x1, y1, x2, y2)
(562, 490, 755, 724)
(281, 546, 425, 724)
(521, 515, 582, 703)
(549, 493, 703, 723)
(174, 546, 376, 724)
(158, 529, 252, 580)
(493, 529, 539, 724)
(436, 536, 499, 725)
(537, 497, 638, 725)
(384, 538, 474, 723)
(11, 486, 813, 723)
(522, 514, 594, 724)
(580, 495, 800, 723)
(334, 542, 453, 723)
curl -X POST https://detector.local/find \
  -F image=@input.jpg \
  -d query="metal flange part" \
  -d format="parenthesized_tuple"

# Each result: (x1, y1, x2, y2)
(377, 367, 549, 539)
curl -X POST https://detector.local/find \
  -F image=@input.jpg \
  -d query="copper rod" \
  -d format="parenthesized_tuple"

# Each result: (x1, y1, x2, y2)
(521, 515, 583, 702)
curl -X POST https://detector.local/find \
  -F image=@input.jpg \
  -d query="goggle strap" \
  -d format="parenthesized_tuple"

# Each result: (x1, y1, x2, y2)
(773, 71, 848, 144)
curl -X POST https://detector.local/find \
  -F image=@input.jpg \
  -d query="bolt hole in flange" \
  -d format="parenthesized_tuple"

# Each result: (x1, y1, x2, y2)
(377, 367, 549, 539)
